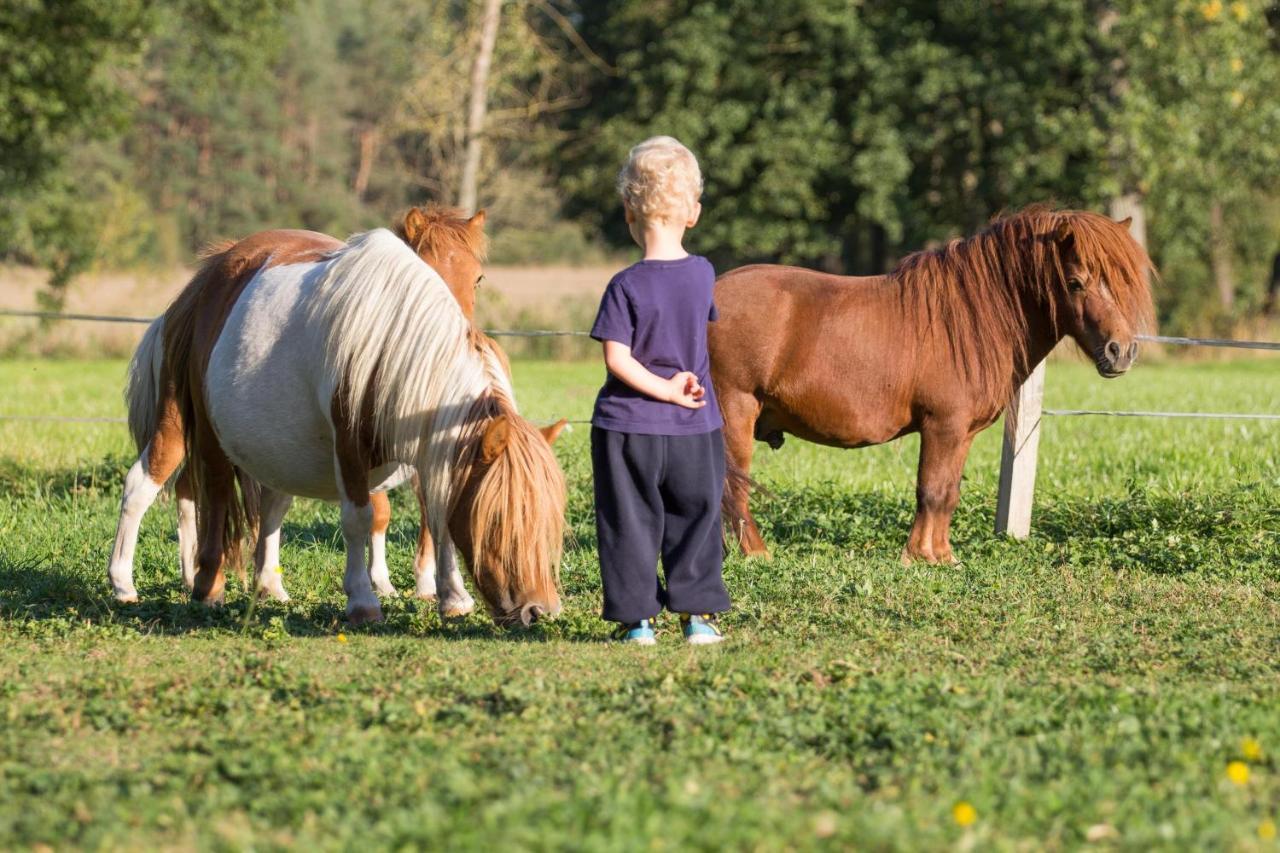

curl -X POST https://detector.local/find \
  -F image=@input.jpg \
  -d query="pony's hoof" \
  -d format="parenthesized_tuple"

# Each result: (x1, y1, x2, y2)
(256, 585, 290, 603)
(439, 600, 474, 619)
(346, 603, 383, 625)
(414, 591, 437, 603)
(373, 582, 399, 598)
(197, 594, 226, 608)
(114, 589, 139, 604)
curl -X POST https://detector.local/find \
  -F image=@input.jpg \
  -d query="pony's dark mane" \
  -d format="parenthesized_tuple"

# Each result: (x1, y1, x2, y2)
(394, 204, 488, 263)
(889, 205, 1155, 409)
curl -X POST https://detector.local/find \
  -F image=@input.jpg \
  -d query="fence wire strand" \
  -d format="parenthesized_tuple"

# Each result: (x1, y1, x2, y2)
(3, 309, 1278, 425)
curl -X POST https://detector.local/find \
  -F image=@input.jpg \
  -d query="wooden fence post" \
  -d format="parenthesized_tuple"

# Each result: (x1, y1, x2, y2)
(995, 359, 1046, 539)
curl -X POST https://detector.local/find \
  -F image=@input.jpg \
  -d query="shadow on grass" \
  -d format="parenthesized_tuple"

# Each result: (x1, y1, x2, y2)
(0, 552, 567, 642)
(743, 479, 1278, 574)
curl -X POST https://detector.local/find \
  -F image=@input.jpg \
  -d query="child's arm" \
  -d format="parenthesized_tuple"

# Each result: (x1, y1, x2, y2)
(602, 341, 706, 409)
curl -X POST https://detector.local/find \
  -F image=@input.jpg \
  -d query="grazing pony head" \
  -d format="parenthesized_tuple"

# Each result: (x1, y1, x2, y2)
(1045, 211, 1155, 378)
(449, 403, 568, 626)
(396, 205, 488, 318)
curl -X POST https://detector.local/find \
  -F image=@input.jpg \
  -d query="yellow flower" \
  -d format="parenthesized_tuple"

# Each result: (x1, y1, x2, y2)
(1259, 819, 1277, 841)
(1230, 57, 1244, 73)
(337, 632, 348, 644)
(952, 801, 977, 827)
(1230, 90, 1245, 107)
(1201, 0, 1223, 20)
(1227, 760, 1250, 785)
(1242, 737, 1264, 762)
(1231, 1, 1249, 21)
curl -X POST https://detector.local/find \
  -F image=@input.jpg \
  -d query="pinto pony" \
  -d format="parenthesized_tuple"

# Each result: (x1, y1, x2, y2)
(107, 207, 512, 607)
(111, 221, 565, 626)
(711, 207, 1155, 563)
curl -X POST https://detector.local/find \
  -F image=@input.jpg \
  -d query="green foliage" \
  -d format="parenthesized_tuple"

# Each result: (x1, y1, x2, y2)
(0, 356, 1278, 847)
(558, 0, 1118, 269)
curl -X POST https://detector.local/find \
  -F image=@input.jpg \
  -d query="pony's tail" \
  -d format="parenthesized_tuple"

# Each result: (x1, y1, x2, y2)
(721, 454, 759, 526)
(125, 317, 165, 454)
(162, 244, 257, 582)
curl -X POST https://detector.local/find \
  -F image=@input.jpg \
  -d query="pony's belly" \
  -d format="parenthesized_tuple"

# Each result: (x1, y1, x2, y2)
(205, 264, 342, 502)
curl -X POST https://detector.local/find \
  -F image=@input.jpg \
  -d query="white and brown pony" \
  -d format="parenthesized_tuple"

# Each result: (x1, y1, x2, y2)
(109, 223, 565, 626)
(105, 208, 556, 611)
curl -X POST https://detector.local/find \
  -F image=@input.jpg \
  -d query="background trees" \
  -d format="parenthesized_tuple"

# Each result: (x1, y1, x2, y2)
(1, 0, 1278, 334)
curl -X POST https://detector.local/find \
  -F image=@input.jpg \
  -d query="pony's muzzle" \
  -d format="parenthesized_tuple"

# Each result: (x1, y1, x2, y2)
(1100, 340, 1138, 376)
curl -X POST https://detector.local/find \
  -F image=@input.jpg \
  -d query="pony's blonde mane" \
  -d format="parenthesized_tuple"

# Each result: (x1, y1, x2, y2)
(307, 229, 488, 530)
(891, 205, 1155, 409)
(454, 385, 566, 620)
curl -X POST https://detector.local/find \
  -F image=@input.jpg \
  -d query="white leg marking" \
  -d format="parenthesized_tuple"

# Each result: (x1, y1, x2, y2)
(107, 454, 164, 603)
(413, 540, 438, 600)
(369, 528, 398, 597)
(254, 488, 293, 602)
(435, 536, 474, 618)
(341, 499, 382, 624)
(177, 489, 197, 592)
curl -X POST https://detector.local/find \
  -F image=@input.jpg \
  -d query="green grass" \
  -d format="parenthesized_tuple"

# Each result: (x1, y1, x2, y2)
(1, 355, 1278, 850)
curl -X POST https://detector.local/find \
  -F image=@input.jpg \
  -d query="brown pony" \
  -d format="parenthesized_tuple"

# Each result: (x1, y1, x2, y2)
(710, 207, 1155, 563)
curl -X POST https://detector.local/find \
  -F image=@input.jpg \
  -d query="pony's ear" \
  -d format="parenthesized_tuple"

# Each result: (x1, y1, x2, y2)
(1117, 216, 1133, 230)
(539, 418, 568, 445)
(480, 416, 511, 463)
(1053, 219, 1075, 249)
(468, 209, 487, 234)
(402, 207, 427, 243)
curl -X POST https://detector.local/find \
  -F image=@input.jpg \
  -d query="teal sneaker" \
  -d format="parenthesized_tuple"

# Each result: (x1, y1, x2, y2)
(613, 618, 657, 645)
(680, 614, 724, 645)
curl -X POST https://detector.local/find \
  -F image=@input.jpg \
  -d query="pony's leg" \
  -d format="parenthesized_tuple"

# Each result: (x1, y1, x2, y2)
(435, 534, 475, 618)
(412, 475, 471, 615)
(108, 404, 186, 602)
(192, 451, 237, 605)
(411, 479, 437, 601)
(903, 423, 975, 565)
(720, 392, 769, 556)
(175, 467, 197, 592)
(339, 497, 382, 625)
(107, 448, 167, 602)
(254, 487, 293, 602)
(368, 491, 398, 597)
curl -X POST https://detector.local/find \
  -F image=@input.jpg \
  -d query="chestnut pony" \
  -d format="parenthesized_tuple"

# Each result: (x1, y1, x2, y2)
(107, 207, 515, 609)
(711, 207, 1155, 563)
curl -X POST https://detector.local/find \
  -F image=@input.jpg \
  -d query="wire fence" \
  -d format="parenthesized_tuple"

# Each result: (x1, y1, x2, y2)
(1, 308, 1277, 426)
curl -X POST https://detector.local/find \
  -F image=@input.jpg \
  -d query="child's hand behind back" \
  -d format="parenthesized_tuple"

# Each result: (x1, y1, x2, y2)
(665, 371, 706, 409)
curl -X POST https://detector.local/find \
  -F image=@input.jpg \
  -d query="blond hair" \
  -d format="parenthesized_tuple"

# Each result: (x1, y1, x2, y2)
(617, 136, 703, 223)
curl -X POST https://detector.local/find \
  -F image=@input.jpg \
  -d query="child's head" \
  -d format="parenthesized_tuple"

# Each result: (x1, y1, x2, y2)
(617, 136, 703, 227)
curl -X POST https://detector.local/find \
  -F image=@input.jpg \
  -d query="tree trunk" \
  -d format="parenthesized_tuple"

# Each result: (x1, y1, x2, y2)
(1209, 199, 1234, 311)
(353, 127, 379, 199)
(458, 0, 502, 215)
(1108, 192, 1148, 253)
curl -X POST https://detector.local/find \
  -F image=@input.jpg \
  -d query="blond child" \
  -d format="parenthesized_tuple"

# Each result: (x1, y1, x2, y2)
(589, 136, 729, 645)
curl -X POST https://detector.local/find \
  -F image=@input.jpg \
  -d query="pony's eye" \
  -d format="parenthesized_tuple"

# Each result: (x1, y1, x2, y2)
(1068, 277, 1086, 293)
(476, 274, 485, 287)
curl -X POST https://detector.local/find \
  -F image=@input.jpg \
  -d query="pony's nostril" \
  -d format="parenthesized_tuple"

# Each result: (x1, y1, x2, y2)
(1127, 342, 1138, 361)
(520, 603, 545, 626)
(1105, 340, 1122, 362)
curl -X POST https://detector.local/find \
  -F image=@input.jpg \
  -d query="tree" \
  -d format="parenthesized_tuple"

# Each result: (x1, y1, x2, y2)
(556, 0, 1117, 271)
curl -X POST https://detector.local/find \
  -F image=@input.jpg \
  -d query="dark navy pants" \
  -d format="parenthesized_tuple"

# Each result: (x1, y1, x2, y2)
(591, 427, 730, 623)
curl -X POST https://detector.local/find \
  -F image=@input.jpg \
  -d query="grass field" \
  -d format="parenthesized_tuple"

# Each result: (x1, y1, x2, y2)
(1, 354, 1278, 850)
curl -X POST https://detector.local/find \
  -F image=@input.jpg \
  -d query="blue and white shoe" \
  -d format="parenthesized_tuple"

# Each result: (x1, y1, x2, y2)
(680, 614, 724, 645)
(613, 618, 657, 645)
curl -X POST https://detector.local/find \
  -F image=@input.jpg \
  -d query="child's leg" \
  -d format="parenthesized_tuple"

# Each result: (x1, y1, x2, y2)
(658, 429, 731, 615)
(591, 427, 665, 623)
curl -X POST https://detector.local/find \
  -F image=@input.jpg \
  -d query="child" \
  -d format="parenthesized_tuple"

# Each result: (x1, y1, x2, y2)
(589, 136, 730, 645)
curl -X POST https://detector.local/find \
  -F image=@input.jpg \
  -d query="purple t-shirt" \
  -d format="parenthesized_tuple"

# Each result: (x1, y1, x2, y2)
(590, 255, 724, 436)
